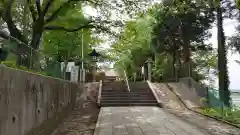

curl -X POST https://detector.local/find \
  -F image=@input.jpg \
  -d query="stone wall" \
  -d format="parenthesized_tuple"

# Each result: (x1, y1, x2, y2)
(0, 66, 81, 135)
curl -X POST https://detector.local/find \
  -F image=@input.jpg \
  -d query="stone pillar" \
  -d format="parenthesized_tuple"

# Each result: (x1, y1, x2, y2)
(146, 58, 153, 82)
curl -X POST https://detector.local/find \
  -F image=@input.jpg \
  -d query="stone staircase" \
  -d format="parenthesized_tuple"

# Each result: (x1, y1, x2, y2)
(100, 81, 158, 107)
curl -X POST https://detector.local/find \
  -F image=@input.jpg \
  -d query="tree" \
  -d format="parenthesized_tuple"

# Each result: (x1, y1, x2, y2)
(215, 0, 231, 107)
(229, 0, 240, 53)
(42, 27, 103, 78)
(111, 4, 216, 82)
(151, 0, 214, 77)
(0, 0, 153, 67)
(112, 13, 155, 78)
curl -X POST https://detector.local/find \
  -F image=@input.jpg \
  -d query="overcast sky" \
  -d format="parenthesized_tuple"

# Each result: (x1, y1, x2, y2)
(209, 19, 240, 90)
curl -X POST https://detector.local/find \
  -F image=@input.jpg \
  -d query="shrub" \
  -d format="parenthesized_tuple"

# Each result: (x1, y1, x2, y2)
(200, 97, 208, 106)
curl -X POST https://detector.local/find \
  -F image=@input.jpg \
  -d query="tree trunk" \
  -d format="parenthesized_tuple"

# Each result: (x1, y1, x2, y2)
(28, 17, 45, 69)
(179, 23, 192, 77)
(217, 5, 231, 107)
(171, 37, 176, 79)
(176, 49, 180, 81)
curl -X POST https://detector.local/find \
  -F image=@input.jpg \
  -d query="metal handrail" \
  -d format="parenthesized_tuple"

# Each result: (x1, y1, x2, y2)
(97, 80, 103, 106)
(124, 70, 130, 92)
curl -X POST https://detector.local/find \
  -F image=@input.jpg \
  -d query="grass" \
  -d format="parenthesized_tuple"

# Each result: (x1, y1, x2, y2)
(200, 105, 240, 126)
(0, 60, 54, 77)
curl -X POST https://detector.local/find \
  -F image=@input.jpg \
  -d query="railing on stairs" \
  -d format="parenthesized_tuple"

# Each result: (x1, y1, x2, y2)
(97, 80, 103, 106)
(124, 70, 131, 106)
(124, 70, 130, 92)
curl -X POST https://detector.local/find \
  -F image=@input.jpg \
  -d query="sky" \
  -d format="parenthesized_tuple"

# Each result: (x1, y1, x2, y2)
(209, 19, 240, 90)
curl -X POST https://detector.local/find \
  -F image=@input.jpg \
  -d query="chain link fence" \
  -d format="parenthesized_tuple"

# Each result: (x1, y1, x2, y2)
(202, 88, 240, 126)
(0, 36, 107, 82)
(0, 37, 66, 79)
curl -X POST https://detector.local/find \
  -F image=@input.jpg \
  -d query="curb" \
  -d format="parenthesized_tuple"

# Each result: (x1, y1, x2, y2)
(165, 83, 240, 129)
(147, 81, 164, 108)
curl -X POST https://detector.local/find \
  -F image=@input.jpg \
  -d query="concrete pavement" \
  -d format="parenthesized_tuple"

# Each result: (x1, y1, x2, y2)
(94, 107, 209, 135)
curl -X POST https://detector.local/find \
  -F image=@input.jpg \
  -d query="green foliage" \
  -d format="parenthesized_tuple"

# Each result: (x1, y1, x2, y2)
(42, 10, 99, 62)
(200, 106, 240, 126)
(151, 0, 214, 55)
(112, 2, 217, 82)
(152, 54, 173, 80)
(236, 0, 240, 9)
(112, 13, 155, 77)
(1, 61, 17, 68)
(1, 60, 46, 75)
(1, 0, 152, 68)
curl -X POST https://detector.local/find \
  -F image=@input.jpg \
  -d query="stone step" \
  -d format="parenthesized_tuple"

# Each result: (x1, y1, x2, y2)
(101, 100, 157, 103)
(129, 83, 148, 85)
(130, 88, 150, 91)
(102, 89, 128, 91)
(101, 93, 154, 97)
(130, 86, 150, 88)
(102, 91, 153, 93)
(101, 92, 153, 97)
(102, 90, 151, 93)
(100, 81, 159, 107)
(100, 102, 159, 107)
(101, 96, 155, 100)
(101, 96, 155, 99)
(101, 91, 152, 94)
(129, 88, 150, 91)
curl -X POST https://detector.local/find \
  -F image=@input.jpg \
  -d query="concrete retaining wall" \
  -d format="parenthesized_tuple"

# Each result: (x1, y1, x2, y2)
(0, 67, 81, 135)
(166, 77, 208, 108)
(179, 77, 207, 98)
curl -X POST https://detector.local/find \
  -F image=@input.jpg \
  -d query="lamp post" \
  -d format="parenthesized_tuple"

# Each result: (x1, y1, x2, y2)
(88, 49, 100, 82)
(78, 29, 85, 83)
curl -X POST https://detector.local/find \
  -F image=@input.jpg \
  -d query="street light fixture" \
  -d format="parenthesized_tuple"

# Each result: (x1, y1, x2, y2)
(88, 49, 100, 82)
(88, 49, 100, 61)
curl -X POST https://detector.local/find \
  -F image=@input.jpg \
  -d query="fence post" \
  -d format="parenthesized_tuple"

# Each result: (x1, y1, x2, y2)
(221, 101, 224, 118)
(206, 87, 210, 107)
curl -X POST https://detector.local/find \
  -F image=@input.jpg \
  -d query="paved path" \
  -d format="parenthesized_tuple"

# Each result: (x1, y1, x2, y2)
(94, 107, 209, 135)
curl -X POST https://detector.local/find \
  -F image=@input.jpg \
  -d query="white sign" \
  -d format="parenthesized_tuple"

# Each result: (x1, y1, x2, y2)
(71, 66, 79, 83)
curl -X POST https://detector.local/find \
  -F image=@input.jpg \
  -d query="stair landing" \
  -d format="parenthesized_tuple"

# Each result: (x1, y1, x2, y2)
(94, 107, 208, 135)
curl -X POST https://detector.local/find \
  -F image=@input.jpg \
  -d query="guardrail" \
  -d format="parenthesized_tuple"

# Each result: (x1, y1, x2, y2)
(124, 70, 130, 92)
